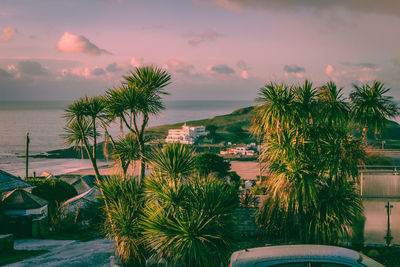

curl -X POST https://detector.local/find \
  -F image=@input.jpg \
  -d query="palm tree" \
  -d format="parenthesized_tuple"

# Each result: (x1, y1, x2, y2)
(350, 80, 399, 141)
(317, 81, 350, 127)
(98, 175, 147, 266)
(254, 80, 365, 244)
(110, 133, 141, 177)
(142, 175, 238, 267)
(105, 66, 171, 181)
(64, 96, 107, 182)
(147, 143, 196, 179)
(252, 82, 295, 144)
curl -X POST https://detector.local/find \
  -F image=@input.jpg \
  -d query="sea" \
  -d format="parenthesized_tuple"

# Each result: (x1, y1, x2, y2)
(0, 100, 254, 177)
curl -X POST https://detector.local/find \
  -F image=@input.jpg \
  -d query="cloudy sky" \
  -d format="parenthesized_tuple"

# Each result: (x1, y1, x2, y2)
(1, 0, 400, 101)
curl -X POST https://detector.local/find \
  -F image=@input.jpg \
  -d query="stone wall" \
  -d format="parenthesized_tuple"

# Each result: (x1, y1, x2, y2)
(0, 234, 14, 252)
(233, 207, 259, 236)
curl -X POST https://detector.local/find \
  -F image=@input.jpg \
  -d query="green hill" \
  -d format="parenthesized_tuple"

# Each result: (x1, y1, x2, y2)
(146, 106, 254, 140)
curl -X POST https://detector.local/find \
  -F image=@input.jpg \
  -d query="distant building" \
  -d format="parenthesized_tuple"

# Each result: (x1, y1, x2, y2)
(220, 146, 256, 156)
(165, 124, 207, 145)
(234, 147, 256, 156)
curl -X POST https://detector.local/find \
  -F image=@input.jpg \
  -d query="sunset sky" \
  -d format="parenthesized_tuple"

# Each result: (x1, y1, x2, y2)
(1, 0, 400, 101)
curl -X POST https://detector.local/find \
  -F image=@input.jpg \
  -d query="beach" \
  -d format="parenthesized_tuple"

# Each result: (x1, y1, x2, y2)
(65, 160, 261, 181)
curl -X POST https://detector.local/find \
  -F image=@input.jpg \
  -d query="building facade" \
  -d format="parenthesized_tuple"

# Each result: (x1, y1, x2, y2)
(165, 124, 207, 144)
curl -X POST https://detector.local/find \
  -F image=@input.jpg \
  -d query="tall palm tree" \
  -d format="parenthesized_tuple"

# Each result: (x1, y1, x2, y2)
(350, 80, 399, 141)
(254, 80, 365, 244)
(64, 96, 107, 182)
(105, 66, 171, 181)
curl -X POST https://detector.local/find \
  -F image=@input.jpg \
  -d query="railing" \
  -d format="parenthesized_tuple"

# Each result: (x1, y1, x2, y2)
(358, 165, 400, 174)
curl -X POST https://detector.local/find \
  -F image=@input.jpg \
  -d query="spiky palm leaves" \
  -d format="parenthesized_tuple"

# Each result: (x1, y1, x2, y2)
(111, 133, 141, 177)
(105, 66, 171, 181)
(148, 143, 196, 178)
(98, 175, 147, 266)
(350, 80, 399, 141)
(142, 175, 238, 267)
(254, 80, 365, 244)
(64, 96, 107, 182)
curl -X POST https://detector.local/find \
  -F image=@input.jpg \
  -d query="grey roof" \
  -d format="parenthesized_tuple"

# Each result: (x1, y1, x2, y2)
(63, 186, 102, 207)
(3, 188, 48, 210)
(230, 245, 384, 267)
(0, 170, 32, 193)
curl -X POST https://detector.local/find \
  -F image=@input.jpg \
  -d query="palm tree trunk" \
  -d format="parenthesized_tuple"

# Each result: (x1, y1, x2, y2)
(361, 126, 368, 143)
(138, 142, 146, 182)
(119, 117, 124, 137)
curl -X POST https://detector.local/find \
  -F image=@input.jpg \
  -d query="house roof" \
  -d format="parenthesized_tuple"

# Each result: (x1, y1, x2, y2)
(3, 188, 48, 210)
(63, 186, 102, 207)
(0, 170, 32, 193)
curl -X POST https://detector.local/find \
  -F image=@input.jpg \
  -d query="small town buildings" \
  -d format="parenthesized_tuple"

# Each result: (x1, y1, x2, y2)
(165, 124, 207, 145)
(1, 188, 49, 237)
(2, 188, 48, 216)
(0, 170, 32, 194)
(220, 146, 257, 156)
(61, 186, 103, 222)
(234, 147, 256, 156)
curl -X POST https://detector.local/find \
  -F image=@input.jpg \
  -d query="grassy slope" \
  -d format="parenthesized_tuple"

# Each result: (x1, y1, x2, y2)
(146, 106, 254, 140)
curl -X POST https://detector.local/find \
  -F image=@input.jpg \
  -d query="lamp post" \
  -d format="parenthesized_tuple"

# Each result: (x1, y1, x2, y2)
(25, 132, 29, 179)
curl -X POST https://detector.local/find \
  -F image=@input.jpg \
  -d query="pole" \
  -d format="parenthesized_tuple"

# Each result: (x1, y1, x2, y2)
(385, 201, 393, 246)
(25, 132, 29, 179)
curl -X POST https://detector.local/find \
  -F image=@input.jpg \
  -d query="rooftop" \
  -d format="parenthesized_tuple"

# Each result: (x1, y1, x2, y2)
(3, 188, 48, 210)
(0, 170, 32, 193)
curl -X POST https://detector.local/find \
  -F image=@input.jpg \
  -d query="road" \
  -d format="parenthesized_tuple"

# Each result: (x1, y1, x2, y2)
(6, 238, 114, 267)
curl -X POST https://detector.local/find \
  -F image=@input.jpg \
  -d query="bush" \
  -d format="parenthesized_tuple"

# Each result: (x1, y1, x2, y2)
(194, 152, 231, 178)
(28, 178, 78, 204)
(143, 175, 238, 267)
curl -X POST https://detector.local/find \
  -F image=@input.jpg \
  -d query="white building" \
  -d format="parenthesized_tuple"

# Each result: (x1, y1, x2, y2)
(165, 124, 207, 145)
(233, 147, 256, 156)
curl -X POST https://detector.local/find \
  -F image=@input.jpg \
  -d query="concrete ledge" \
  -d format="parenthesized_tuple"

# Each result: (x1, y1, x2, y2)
(0, 234, 14, 252)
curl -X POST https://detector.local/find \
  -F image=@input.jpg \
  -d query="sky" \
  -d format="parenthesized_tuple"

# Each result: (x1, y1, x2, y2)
(1, 0, 400, 101)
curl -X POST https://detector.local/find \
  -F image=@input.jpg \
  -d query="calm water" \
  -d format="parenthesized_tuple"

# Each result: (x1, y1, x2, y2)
(0, 100, 253, 176)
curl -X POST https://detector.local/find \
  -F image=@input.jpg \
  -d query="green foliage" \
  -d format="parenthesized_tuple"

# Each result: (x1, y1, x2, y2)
(148, 143, 196, 178)
(253, 80, 366, 244)
(63, 95, 108, 181)
(227, 125, 249, 144)
(104, 65, 171, 180)
(28, 178, 77, 204)
(194, 152, 231, 178)
(111, 133, 140, 176)
(142, 175, 238, 267)
(239, 191, 258, 208)
(350, 80, 399, 139)
(98, 175, 147, 266)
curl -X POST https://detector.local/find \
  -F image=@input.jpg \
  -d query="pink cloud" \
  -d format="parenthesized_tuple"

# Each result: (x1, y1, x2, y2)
(241, 70, 249, 79)
(57, 32, 111, 56)
(185, 28, 223, 46)
(130, 57, 144, 68)
(325, 64, 380, 83)
(0, 26, 16, 42)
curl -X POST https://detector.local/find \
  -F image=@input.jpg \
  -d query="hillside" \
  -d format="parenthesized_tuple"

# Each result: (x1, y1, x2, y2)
(145, 106, 254, 140)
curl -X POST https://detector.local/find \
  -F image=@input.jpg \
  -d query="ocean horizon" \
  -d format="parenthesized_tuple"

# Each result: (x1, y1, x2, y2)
(0, 99, 254, 176)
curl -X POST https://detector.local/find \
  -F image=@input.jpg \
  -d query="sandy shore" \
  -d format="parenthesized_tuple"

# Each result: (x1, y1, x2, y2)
(66, 160, 262, 180)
